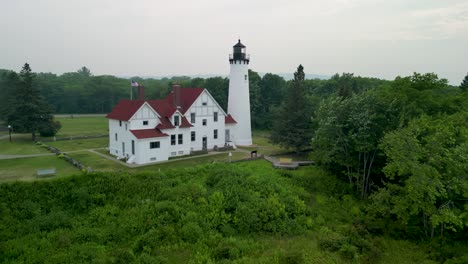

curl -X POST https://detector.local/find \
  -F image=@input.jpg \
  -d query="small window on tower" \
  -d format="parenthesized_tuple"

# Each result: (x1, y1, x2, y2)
(244, 75, 247, 80)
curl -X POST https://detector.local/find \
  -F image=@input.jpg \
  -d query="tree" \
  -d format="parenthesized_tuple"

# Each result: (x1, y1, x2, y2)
(248, 70, 262, 129)
(255, 73, 286, 129)
(270, 65, 312, 152)
(311, 90, 401, 198)
(369, 113, 468, 239)
(77, 66, 92, 77)
(6, 63, 59, 140)
(460, 72, 468, 92)
(0, 70, 21, 120)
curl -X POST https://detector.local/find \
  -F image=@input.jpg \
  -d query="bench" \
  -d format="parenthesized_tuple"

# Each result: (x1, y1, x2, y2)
(36, 168, 56, 178)
(279, 158, 293, 165)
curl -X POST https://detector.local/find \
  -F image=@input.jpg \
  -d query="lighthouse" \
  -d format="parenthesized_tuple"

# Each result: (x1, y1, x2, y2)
(228, 39, 252, 146)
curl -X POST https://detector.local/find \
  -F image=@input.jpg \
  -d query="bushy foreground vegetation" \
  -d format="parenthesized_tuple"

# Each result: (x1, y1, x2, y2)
(0, 161, 443, 263)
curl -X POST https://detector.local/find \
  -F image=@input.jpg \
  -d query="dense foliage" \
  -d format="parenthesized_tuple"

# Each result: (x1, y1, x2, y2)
(1, 161, 443, 263)
(308, 71, 467, 262)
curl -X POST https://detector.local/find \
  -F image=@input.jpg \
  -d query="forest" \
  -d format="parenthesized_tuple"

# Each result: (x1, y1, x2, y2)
(0, 65, 467, 263)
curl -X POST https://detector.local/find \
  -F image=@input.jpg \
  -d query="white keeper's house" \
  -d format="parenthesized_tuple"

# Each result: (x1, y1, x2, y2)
(106, 40, 252, 164)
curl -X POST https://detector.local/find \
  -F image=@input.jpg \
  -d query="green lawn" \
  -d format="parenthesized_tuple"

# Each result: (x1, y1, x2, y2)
(47, 137, 108, 152)
(0, 137, 48, 155)
(53, 116, 108, 137)
(67, 151, 127, 171)
(238, 130, 285, 156)
(0, 155, 81, 182)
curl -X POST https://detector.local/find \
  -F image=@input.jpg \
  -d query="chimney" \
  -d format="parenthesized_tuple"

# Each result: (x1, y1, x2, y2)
(137, 85, 145, 100)
(172, 83, 181, 109)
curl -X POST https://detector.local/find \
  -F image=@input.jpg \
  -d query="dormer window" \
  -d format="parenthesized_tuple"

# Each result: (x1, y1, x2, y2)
(174, 115, 180, 127)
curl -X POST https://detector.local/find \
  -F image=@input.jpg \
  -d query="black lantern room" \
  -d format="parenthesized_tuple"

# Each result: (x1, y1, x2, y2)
(229, 39, 250, 64)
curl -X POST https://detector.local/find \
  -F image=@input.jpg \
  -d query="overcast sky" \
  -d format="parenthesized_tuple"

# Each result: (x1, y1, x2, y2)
(1, 0, 467, 84)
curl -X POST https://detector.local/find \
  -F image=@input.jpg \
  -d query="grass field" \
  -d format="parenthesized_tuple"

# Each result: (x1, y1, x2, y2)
(0, 155, 81, 182)
(238, 130, 286, 156)
(0, 137, 48, 155)
(54, 116, 108, 137)
(47, 137, 108, 152)
(67, 150, 249, 173)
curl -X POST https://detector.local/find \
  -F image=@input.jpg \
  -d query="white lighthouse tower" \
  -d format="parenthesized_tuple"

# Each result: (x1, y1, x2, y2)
(228, 39, 252, 146)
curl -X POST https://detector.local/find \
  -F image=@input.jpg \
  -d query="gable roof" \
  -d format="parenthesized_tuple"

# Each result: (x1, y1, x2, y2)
(106, 100, 145, 121)
(130, 129, 169, 139)
(147, 87, 205, 117)
(179, 116, 193, 128)
(225, 114, 237, 124)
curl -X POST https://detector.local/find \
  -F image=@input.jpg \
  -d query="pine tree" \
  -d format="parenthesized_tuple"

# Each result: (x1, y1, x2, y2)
(460, 72, 468, 92)
(7, 63, 56, 141)
(270, 65, 312, 152)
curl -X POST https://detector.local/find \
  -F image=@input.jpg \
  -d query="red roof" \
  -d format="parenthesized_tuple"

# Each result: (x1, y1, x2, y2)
(147, 88, 204, 117)
(225, 114, 237, 124)
(107, 88, 204, 121)
(156, 117, 175, 129)
(130, 129, 168, 139)
(180, 116, 193, 128)
(106, 100, 145, 121)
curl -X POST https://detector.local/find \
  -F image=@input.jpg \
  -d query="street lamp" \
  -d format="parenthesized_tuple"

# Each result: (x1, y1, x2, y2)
(7, 125, 12, 142)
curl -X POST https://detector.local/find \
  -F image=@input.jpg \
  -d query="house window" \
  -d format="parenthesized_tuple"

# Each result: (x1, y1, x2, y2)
(171, 135, 176, 145)
(174, 115, 180, 126)
(125, 123, 127, 130)
(119, 120, 122, 127)
(214, 112, 218, 122)
(214, 129, 218, 139)
(202, 119, 207, 126)
(191, 131, 196, 141)
(191, 113, 196, 123)
(115, 133, 118, 141)
(178, 134, 183, 144)
(202, 102, 207, 106)
(143, 120, 148, 126)
(150, 141, 160, 149)
(132, 140, 135, 154)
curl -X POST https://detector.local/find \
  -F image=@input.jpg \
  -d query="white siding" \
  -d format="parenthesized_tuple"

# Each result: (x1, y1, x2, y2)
(130, 104, 159, 130)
